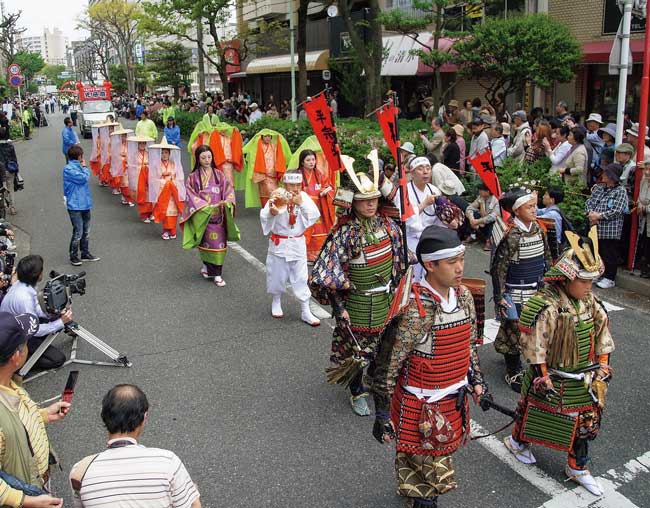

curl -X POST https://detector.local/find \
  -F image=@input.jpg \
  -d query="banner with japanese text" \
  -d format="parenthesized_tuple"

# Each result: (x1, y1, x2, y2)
(303, 94, 343, 174)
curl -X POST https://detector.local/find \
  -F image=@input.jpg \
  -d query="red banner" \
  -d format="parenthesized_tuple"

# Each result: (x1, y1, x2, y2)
(469, 148, 502, 198)
(76, 81, 112, 101)
(303, 94, 344, 174)
(221, 40, 241, 80)
(376, 102, 399, 163)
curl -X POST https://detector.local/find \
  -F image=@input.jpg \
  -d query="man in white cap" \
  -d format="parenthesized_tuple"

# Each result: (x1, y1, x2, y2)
(248, 103, 263, 124)
(490, 185, 552, 392)
(585, 113, 604, 170)
(261, 171, 321, 325)
(372, 225, 486, 508)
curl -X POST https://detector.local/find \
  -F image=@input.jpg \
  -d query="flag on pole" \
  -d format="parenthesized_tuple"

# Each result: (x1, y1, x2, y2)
(375, 100, 415, 221)
(469, 148, 502, 198)
(303, 94, 344, 173)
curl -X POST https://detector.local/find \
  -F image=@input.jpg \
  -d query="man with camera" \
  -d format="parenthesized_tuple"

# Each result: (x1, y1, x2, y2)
(63, 145, 100, 267)
(70, 384, 201, 508)
(0, 311, 71, 508)
(0, 256, 68, 370)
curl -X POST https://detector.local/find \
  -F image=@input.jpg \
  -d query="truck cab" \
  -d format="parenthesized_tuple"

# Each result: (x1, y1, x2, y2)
(78, 100, 114, 138)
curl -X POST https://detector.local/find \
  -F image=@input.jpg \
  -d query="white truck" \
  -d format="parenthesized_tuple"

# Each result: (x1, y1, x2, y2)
(78, 99, 115, 138)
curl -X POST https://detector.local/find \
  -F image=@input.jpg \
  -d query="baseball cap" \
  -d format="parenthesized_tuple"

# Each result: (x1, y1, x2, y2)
(0, 312, 39, 362)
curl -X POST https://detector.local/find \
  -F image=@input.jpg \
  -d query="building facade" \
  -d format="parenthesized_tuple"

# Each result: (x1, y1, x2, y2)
(18, 27, 69, 66)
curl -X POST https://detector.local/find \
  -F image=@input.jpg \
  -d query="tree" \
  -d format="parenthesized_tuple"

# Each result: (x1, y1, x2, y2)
(381, 1, 484, 108)
(110, 64, 148, 94)
(338, 0, 384, 115)
(146, 42, 195, 100)
(0, 11, 26, 80)
(40, 64, 67, 87)
(86, 0, 141, 94)
(140, 0, 234, 96)
(329, 52, 367, 117)
(14, 51, 45, 82)
(455, 14, 582, 107)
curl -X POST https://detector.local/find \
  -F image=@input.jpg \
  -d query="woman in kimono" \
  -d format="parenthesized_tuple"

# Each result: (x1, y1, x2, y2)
(180, 145, 237, 287)
(109, 124, 134, 206)
(126, 134, 155, 222)
(149, 137, 186, 240)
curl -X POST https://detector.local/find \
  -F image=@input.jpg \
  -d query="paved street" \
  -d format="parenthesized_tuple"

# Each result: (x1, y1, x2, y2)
(7, 112, 650, 508)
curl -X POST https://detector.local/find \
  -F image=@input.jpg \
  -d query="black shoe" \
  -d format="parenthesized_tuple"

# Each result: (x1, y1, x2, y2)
(81, 254, 101, 262)
(70, 257, 82, 266)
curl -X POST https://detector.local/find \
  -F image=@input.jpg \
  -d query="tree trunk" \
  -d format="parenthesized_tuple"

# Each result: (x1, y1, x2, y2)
(196, 18, 206, 94)
(296, 0, 308, 103)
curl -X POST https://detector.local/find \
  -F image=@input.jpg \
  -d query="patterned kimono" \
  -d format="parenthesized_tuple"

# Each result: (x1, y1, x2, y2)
(372, 283, 485, 501)
(311, 213, 406, 373)
(180, 167, 236, 271)
(514, 285, 614, 465)
(491, 220, 552, 355)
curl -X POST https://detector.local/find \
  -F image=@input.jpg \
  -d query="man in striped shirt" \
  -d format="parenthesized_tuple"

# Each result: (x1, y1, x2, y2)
(69, 385, 201, 508)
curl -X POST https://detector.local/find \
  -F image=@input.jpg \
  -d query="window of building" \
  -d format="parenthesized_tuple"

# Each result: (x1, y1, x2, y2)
(484, 0, 526, 19)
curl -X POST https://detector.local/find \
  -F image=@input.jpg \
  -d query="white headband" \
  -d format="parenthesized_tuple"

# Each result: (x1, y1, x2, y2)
(420, 244, 465, 262)
(512, 192, 536, 210)
(283, 172, 303, 184)
(409, 157, 431, 170)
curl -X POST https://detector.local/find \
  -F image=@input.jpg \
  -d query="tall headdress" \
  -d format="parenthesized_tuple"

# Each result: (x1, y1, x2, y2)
(545, 226, 604, 281)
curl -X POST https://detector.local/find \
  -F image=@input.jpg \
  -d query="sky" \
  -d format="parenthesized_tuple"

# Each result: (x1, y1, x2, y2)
(3, 0, 89, 40)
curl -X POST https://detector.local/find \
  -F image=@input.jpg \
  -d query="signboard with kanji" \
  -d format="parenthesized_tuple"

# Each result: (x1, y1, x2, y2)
(76, 82, 112, 101)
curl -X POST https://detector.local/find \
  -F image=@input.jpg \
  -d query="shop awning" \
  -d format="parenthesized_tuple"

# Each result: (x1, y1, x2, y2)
(245, 50, 329, 75)
(582, 39, 646, 64)
(416, 37, 458, 74)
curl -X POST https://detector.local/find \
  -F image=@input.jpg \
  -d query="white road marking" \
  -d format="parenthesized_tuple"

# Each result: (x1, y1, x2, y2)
(602, 300, 625, 312)
(470, 421, 567, 498)
(230, 242, 334, 327)
(537, 452, 650, 508)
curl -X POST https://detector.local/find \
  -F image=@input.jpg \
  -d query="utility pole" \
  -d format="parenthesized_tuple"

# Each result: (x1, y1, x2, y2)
(288, 0, 297, 121)
(615, 0, 634, 144)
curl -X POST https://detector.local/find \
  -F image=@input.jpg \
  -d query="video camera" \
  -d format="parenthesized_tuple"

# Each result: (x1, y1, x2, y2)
(40, 270, 86, 314)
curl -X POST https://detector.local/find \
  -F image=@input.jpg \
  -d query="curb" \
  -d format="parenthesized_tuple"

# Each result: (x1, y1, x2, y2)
(616, 270, 650, 297)
(12, 224, 31, 259)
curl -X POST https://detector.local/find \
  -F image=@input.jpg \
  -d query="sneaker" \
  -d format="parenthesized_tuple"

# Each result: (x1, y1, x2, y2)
(70, 257, 82, 266)
(162, 232, 170, 240)
(81, 254, 101, 262)
(595, 278, 615, 289)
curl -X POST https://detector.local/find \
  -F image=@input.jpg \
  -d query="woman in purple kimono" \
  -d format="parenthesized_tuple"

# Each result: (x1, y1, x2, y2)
(180, 145, 237, 287)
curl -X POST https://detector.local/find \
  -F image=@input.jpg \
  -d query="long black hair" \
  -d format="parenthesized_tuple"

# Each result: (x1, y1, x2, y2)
(193, 145, 217, 172)
(298, 149, 317, 169)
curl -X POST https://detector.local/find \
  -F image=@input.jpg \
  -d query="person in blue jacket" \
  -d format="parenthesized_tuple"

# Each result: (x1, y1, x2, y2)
(164, 116, 181, 149)
(61, 116, 79, 163)
(63, 145, 100, 266)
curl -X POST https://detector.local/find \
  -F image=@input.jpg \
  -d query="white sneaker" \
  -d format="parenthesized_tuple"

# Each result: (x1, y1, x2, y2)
(565, 465, 603, 496)
(300, 300, 320, 326)
(596, 278, 615, 289)
(271, 295, 283, 318)
(504, 436, 537, 464)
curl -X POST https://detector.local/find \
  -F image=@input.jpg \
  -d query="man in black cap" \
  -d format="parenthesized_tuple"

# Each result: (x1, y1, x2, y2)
(371, 226, 486, 508)
(585, 163, 628, 289)
(0, 312, 70, 508)
(490, 185, 552, 392)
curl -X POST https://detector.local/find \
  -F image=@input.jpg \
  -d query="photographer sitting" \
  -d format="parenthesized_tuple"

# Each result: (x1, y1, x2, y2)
(0, 255, 68, 370)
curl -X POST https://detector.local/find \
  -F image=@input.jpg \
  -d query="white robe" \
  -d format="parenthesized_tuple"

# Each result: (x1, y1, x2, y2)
(260, 191, 320, 299)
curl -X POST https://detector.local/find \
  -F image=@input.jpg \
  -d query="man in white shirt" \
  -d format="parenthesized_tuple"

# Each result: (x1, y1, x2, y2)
(248, 103, 263, 124)
(490, 123, 507, 167)
(70, 384, 201, 508)
(260, 171, 321, 325)
(468, 117, 490, 160)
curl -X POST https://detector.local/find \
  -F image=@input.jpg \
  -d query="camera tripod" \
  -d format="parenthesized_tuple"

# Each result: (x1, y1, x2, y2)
(19, 320, 132, 382)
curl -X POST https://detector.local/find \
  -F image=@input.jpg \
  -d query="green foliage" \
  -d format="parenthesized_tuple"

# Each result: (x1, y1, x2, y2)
(455, 14, 582, 105)
(328, 56, 367, 117)
(14, 50, 45, 80)
(40, 64, 67, 87)
(146, 41, 194, 99)
(26, 82, 38, 94)
(9, 120, 22, 139)
(109, 64, 148, 93)
(496, 157, 588, 233)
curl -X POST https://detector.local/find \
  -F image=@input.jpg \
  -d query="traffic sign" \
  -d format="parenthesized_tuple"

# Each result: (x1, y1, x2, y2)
(8, 63, 21, 76)
(9, 75, 23, 88)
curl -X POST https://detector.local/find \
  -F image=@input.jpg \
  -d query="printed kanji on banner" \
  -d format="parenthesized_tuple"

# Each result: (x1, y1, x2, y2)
(376, 102, 400, 163)
(469, 148, 502, 198)
(303, 94, 343, 174)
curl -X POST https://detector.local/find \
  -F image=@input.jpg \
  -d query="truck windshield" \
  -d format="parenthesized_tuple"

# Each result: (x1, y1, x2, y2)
(82, 100, 113, 114)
